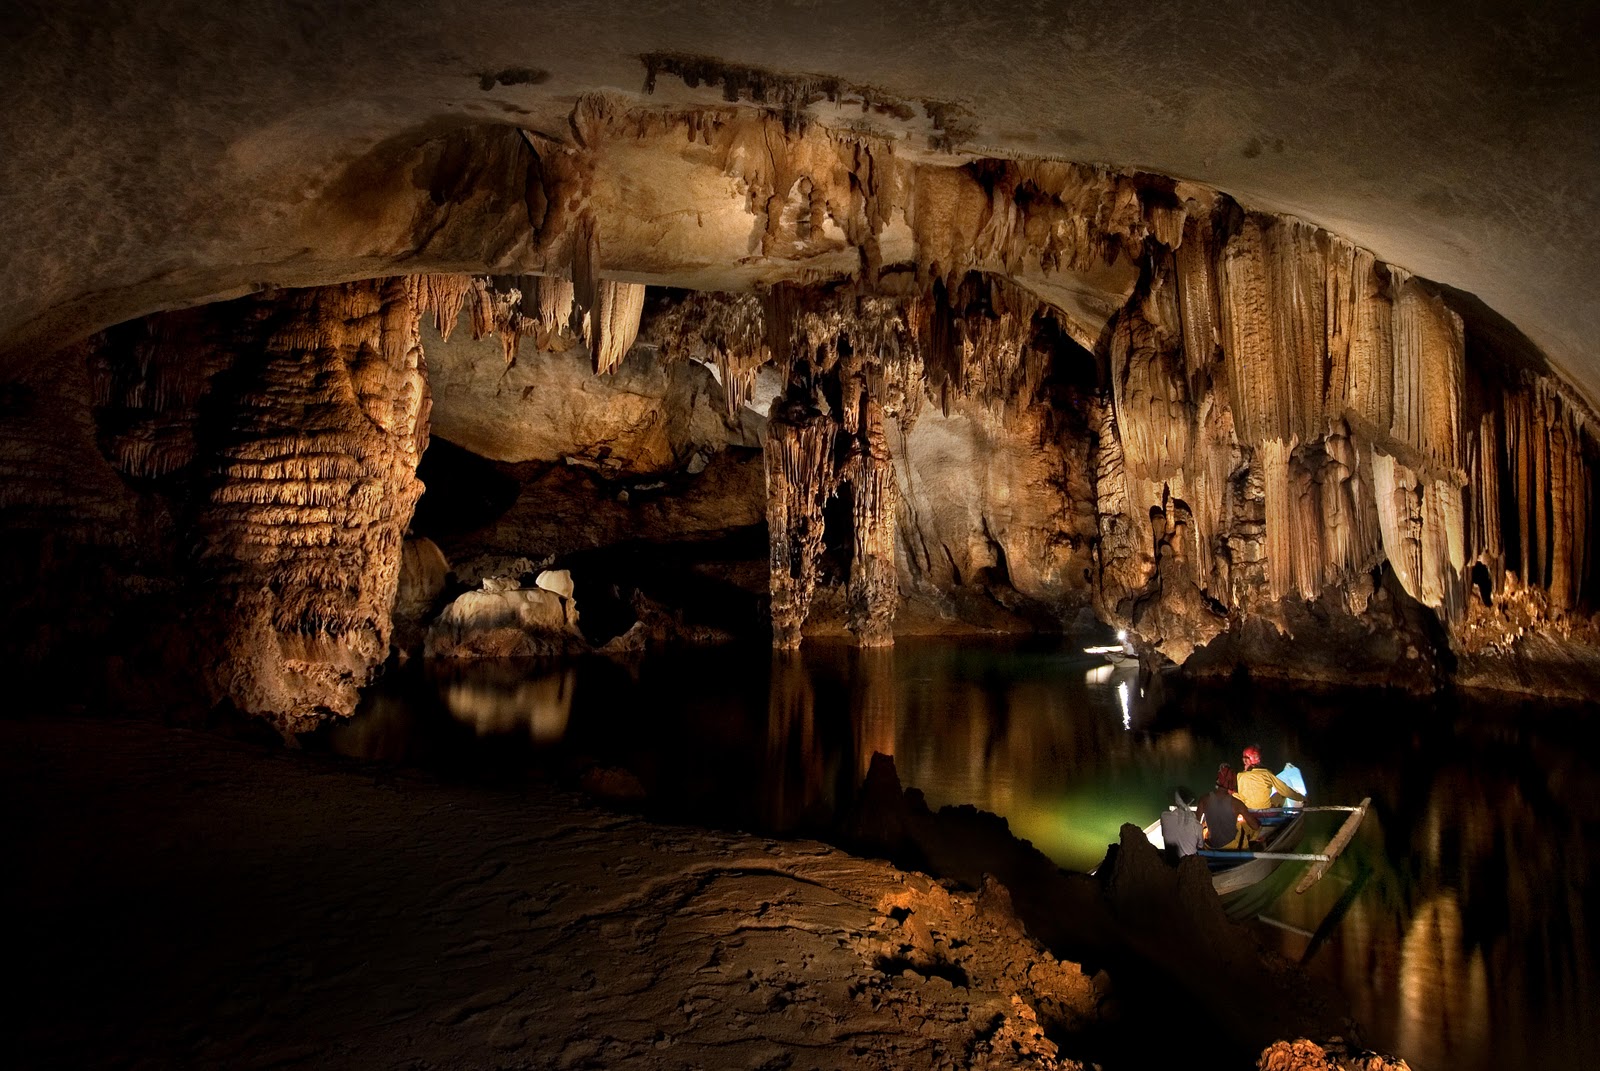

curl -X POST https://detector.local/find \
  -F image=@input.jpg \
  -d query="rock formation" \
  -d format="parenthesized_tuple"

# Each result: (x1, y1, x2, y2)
(0, 91, 1595, 720)
(424, 577, 585, 660)
(83, 278, 430, 730)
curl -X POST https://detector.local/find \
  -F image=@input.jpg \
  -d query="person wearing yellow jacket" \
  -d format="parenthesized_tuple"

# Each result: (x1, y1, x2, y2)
(1234, 745, 1306, 810)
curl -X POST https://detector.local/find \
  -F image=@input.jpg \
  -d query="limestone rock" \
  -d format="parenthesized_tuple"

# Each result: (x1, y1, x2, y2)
(391, 537, 451, 655)
(425, 585, 585, 660)
(534, 568, 575, 601)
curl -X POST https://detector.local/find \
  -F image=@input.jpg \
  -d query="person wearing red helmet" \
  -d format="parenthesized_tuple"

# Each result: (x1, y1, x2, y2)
(1235, 745, 1305, 811)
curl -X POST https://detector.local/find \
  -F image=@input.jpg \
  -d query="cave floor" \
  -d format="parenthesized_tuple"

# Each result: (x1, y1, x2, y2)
(6, 718, 1098, 1071)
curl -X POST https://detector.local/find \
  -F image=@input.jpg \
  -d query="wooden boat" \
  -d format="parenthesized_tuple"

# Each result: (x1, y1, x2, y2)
(1142, 799, 1371, 918)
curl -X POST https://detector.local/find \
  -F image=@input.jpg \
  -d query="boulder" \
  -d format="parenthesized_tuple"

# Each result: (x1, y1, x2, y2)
(425, 584, 585, 659)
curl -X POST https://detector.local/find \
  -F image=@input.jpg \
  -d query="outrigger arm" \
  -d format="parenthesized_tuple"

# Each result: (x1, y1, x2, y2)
(1192, 799, 1373, 887)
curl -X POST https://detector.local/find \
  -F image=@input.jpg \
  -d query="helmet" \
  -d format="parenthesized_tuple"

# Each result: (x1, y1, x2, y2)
(1242, 746, 1262, 768)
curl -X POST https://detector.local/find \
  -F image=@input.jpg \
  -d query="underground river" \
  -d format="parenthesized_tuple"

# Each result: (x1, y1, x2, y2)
(316, 639, 1599, 1071)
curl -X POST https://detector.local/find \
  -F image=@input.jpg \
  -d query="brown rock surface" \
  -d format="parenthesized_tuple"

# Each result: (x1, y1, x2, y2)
(425, 584, 585, 659)
(7, 716, 1106, 1071)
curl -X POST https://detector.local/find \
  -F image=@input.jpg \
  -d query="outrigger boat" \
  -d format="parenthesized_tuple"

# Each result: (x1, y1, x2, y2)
(1142, 798, 1372, 919)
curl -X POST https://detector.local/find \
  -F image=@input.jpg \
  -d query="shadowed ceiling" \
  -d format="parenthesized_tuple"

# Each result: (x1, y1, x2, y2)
(3, 0, 1596, 398)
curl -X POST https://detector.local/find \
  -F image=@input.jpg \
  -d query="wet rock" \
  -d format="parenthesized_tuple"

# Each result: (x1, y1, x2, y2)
(1257, 1037, 1412, 1071)
(425, 585, 585, 659)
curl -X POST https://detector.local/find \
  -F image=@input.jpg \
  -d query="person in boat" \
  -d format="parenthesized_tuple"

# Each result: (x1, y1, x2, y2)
(1236, 746, 1306, 811)
(1275, 761, 1307, 809)
(1198, 763, 1259, 850)
(1158, 789, 1203, 859)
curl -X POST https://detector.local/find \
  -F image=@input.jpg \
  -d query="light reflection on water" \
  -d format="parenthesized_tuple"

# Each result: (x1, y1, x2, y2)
(326, 639, 1598, 1071)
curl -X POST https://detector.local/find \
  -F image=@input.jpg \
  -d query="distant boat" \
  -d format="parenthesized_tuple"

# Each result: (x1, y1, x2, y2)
(1084, 630, 1139, 667)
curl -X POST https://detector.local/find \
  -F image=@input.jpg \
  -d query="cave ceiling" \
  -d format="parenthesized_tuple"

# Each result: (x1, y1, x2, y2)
(2, 1, 1597, 401)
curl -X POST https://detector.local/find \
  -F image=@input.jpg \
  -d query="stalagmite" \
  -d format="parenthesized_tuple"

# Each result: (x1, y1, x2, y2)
(846, 378, 898, 646)
(765, 398, 836, 649)
(88, 278, 430, 728)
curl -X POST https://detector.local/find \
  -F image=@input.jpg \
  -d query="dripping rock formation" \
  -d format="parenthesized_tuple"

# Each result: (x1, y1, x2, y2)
(2, 12, 1597, 714)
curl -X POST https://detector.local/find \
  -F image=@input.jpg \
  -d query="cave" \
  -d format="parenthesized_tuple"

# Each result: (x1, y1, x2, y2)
(4, 4, 1597, 1070)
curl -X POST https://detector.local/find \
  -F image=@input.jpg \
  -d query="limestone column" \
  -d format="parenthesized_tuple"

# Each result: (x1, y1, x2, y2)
(846, 379, 899, 646)
(764, 396, 835, 649)
(193, 278, 430, 730)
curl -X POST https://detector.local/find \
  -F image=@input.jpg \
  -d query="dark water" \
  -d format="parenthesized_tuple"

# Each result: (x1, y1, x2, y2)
(322, 639, 1600, 1071)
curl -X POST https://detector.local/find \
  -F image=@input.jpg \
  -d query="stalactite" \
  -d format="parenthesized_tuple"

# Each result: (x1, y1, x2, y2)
(1497, 379, 1594, 613)
(763, 283, 802, 384)
(408, 273, 542, 365)
(1392, 277, 1465, 472)
(904, 273, 1051, 414)
(906, 160, 1157, 289)
(1109, 261, 1190, 484)
(532, 275, 576, 337)
(1343, 251, 1396, 432)
(1088, 397, 1137, 612)
(1188, 393, 1237, 593)
(1288, 448, 1324, 601)
(645, 289, 772, 418)
(1266, 218, 1328, 445)
(1371, 449, 1423, 602)
(406, 274, 475, 341)
(1324, 421, 1385, 583)
(586, 280, 647, 375)
(1174, 209, 1220, 394)
(1219, 216, 1282, 445)
(568, 216, 647, 374)
(1425, 478, 1467, 620)
(1258, 439, 1296, 603)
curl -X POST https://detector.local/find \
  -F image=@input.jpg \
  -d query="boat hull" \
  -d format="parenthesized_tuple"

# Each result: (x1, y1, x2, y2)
(1142, 810, 1307, 917)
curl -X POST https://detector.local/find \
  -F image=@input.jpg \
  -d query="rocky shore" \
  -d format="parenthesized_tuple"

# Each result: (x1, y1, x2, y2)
(8, 718, 1409, 1070)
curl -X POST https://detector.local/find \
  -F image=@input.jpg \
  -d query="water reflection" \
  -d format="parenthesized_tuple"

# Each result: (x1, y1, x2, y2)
(326, 641, 1596, 1071)
(436, 663, 575, 741)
